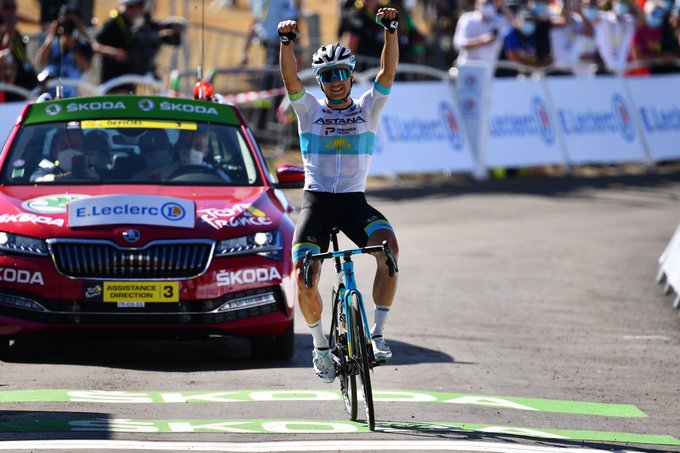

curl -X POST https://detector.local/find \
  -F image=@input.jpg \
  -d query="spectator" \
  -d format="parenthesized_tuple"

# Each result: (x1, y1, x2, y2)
(30, 129, 101, 182)
(548, 0, 602, 75)
(593, 0, 640, 73)
(94, 0, 147, 91)
(241, 0, 299, 67)
(35, 5, 93, 98)
(497, 8, 553, 75)
(340, 0, 426, 72)
(631, 0, 680, 72)
(0, 0, 38, 101)
(453, 0, 513, 65)
(529, 0, 565, 69)
(339, 0, 385, 71)
(240, 0, 298, 130)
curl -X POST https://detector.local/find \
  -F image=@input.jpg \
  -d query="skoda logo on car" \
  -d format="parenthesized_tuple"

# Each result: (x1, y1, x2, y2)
(122, 229, 141, 243)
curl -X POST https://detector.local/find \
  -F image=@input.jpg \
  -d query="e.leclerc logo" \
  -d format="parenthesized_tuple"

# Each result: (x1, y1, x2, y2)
(556, 93, 635, 142)
(439, 102, 464, 150)
(612, 94, 635, 142)
(487, 96, 555, 145)
(161, 202, 186, 222)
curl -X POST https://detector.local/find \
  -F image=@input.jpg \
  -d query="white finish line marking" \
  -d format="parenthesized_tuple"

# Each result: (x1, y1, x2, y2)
(0, 440, 642, 452)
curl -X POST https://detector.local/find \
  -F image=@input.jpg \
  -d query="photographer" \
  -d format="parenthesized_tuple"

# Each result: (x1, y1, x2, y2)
(0, 1, 38, 101)
(35, 5, 92, 98)
(94, 0, 183, 92)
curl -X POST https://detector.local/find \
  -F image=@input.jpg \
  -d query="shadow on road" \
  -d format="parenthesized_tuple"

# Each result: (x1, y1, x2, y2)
(366, 170, 680, 201)
(375, 421, 676, 453)
(1, 334, 455, 371)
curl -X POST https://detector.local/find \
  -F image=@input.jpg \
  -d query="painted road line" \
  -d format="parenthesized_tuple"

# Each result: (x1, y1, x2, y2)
(0, 439, 650, 452)
(0, 419, 677, 446)
(0, 389, 647, 417)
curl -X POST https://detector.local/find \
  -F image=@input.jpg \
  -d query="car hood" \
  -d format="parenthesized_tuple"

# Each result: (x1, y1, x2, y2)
(0, 185, 285, 242)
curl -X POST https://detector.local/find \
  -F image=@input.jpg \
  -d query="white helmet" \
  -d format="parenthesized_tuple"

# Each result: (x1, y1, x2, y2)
(311, 44, 356, 74)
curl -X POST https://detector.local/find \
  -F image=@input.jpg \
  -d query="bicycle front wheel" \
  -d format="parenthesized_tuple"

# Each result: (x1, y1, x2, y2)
(350, 293, 375, 431)
(331, 286, 357, 421)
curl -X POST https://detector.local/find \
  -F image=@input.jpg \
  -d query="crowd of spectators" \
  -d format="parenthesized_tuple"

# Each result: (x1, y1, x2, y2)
(0, 0, 679, 103)
(451, 0, 680, 75)
(0, 0, 184, 101)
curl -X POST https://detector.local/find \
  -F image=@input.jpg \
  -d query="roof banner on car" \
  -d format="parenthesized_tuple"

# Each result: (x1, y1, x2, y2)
(24, 96, 240, 126)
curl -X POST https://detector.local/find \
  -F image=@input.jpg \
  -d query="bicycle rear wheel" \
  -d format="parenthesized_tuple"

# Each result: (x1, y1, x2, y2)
(350, 293, 375, 431)
(331, 287, 357, 421)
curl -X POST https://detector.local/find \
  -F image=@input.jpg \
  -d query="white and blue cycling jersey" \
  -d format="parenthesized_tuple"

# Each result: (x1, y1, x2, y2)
(288, 81, 390, 193)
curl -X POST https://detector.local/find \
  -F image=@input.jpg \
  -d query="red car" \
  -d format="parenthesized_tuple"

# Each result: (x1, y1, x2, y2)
(0, 94, 304, 360)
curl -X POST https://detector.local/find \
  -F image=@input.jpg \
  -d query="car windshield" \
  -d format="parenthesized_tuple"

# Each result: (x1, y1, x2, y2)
(1, 120, 264, 185)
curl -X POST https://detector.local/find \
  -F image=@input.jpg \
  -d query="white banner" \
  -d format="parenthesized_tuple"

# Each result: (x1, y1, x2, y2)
(626, 74, 680, 162)
(68, 194, 195, 228)
(484, 78, 565, 168)
(372, 81, 476, 175)
(546, 77, 648, 164)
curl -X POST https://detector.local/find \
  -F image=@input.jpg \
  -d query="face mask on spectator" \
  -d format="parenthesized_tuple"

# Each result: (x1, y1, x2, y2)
(57, 149, 85, 171)
(520, 20, 536, 34)
(481, 3, 497, 18)
(613, 2, 629, 15)
(582, 6, 599, 20)
(533, 2, 548, 18)
(646, 14, 663, 26)
(188, 148, 205, 165)
(147, 150, 173, 167)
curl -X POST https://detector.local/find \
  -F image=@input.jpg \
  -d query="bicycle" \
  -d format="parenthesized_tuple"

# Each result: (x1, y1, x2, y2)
(303, 228, 398, 431)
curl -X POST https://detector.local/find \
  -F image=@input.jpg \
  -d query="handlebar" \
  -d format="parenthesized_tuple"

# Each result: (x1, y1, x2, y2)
(303, 241, 398, 288)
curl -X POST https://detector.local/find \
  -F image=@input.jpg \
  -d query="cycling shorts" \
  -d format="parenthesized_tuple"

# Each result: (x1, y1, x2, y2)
(292, 191, 394, 262)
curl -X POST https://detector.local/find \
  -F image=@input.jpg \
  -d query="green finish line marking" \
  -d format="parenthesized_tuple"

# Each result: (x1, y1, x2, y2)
(0, 389, 647, 418)
(0, 418, 677, 446)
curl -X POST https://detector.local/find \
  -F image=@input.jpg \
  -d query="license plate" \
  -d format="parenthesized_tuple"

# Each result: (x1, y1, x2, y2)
(103, 282, 179, 303)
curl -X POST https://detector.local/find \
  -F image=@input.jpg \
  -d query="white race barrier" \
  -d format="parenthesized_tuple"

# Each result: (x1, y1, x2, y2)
(546, 76, 650, 165)
(657, 224, 680, 309)
(372, 81, 476, 175)
(484, 77, 567, 169)
(626, 75, 680, 162)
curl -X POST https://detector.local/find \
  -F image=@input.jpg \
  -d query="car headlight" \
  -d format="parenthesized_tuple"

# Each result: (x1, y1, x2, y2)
(215, 231, 283, 260)
(0, 232, 49, 256)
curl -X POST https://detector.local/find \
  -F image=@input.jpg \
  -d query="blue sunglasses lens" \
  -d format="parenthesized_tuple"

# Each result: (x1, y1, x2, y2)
(319, 68, 352, 83)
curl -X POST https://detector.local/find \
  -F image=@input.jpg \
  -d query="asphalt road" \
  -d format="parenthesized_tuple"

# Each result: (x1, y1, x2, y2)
(1, 171, 679, 453)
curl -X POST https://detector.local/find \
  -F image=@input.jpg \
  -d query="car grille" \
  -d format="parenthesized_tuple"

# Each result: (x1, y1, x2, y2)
(47, 239, 215, 280)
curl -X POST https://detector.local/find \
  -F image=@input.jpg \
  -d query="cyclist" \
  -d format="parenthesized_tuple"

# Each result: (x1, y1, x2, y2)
(278, 8, 400, 383)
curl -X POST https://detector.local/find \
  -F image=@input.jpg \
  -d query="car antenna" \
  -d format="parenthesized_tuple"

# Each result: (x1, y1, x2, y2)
(193, 0, 214, 101)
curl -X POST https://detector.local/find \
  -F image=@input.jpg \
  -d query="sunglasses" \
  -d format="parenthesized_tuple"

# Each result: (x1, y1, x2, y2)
(318, 68, 352, 83)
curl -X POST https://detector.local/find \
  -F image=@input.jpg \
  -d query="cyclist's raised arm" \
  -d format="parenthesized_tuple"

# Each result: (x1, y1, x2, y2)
(278, 20, 304, 95)
(375, 8, 400, 89)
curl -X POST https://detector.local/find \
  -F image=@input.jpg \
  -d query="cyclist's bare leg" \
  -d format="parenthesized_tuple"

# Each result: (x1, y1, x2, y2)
(295, 258, 324, 324)
(367, 229, 399, 309)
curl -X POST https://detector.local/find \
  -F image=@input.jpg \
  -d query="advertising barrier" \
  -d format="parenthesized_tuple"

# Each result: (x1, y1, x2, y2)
(0, 103, 26, 149)
(545, 76, 649, 165)
(372, 81, 476, 175)
(626, 75, 680, 162)
(484, 77, 566, 169)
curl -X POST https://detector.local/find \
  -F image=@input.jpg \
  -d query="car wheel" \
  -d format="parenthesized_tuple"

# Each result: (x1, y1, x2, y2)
(250, 320, 295, 361)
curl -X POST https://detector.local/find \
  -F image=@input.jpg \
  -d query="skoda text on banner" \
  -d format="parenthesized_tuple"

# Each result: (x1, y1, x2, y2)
(626, 74, 680, 162)
(545, 77, 647, 165)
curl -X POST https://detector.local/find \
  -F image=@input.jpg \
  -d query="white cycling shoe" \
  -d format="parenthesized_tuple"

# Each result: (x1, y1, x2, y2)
(372, 335, 392, 363)
(312, 348, 336, 383)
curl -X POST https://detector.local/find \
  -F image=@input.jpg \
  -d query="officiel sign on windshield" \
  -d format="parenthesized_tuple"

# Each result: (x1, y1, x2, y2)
(81, 119, 198, 130)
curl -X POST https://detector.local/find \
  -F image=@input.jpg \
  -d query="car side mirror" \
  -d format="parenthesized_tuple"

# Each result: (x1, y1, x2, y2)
(274, 164, 305, 189)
